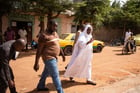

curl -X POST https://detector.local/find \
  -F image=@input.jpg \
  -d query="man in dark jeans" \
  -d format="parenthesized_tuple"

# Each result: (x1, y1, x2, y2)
(34, 20, 65, 93)
(0, 39, 26, 93)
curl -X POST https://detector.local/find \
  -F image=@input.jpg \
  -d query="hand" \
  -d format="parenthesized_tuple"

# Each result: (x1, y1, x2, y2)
(8, 80, 15, 88)
(87, 38, 93, 45)
(34, 63, 39, 72)
(89, 38, 94, 42)
(62, 56, 65, 62)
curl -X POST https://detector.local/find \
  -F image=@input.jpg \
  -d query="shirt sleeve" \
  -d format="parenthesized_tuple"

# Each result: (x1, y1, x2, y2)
(1, 58, 12, 81)
(0, 46, 14, 81)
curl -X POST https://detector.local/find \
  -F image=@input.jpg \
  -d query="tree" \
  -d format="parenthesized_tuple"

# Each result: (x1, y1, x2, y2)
(104, 0, 124, 29)
(73, 0, 110, 29)
(106, 0, 140, 33)
(0, 0, 17, 32)
(18, 0, 73, 32)
(122, 0, 140, 33)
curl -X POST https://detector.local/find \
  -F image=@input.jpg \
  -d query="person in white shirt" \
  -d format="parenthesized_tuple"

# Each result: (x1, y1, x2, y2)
(124, 29, 132, 47)
(18, 27, 27, 50)
(64, 24, 96, 85)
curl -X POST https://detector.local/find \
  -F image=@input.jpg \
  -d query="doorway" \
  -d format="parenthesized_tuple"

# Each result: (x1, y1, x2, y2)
(11, 21, 33, 43)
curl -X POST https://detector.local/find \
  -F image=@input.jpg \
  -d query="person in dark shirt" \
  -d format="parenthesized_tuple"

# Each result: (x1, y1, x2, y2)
(0, 39, 26, 93)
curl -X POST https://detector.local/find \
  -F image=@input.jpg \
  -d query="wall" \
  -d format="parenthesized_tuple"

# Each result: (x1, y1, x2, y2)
(94, 27, 124, 42)
(2, 16, 9, 34)
(60, 15, 74, 34)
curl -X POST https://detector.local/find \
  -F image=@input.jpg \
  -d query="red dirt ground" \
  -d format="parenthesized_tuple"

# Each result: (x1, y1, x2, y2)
(6, 46, 140, 93)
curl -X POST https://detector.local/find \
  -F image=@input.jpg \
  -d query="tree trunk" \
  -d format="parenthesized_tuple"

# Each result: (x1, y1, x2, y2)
(39, 16, 45, 32)
(123, 23, 126, 36)
(0, 15, 2, 33)
(40, 21, 44, 32)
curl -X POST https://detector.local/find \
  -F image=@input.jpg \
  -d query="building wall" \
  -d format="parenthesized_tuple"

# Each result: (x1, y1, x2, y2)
(2, 14, 125, 44)
(33, 16, 40, 41)
(2, 16, 9, 34)
(94, 27, 124, 42)
(60, 15, 74, 34)
(2, 14, 74, 42)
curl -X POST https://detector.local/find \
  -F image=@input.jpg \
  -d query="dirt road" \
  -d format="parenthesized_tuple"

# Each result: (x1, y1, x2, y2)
(7, 46, 140, 93)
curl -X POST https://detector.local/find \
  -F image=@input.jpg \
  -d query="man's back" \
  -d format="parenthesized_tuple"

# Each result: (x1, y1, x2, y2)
(0, 40, 16, 62)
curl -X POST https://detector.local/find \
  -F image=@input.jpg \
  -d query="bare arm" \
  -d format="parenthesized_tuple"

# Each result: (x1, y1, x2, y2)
(60, 48, 65, 62)
(33, 37, 44, 72)
(1, 58, 15, 88)
(74, 31, 80, 46)
(87, 37, 94, 45)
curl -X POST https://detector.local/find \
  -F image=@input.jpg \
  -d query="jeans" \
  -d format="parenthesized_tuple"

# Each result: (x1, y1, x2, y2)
(37, 58, 64, 93)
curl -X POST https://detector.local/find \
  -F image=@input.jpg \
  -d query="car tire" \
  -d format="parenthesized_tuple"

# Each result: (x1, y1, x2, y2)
(63, 45, 73, 56)
(96, 45, 102, 53)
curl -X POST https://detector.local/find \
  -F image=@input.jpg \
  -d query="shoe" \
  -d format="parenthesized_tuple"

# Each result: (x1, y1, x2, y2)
(87, 80, 96, 85)
(65, 66, 67, 69)
(37, 88, 49, 91)
(69, 77, 75, 82)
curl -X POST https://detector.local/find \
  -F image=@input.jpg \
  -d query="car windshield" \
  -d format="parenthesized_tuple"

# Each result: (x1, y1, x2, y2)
(60, 34, 69, 39)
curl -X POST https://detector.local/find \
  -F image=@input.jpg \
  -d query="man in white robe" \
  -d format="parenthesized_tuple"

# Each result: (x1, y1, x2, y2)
(64, 24, 96, 85)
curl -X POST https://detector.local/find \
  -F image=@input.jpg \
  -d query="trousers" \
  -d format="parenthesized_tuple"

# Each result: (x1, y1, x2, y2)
(37, 58, 64, 93)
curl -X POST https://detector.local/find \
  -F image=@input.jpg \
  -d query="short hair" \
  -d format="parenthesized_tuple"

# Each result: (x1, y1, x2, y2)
(14, 39, 26, 46)
(48, 20, 56, 26)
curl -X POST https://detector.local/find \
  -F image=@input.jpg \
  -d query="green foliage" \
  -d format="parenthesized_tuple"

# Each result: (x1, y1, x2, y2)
(0, 0, 17, 16)
(21, 0, 72, 29)
(19, 0, 73, 18)
(105, 0, 140, 32)
(0, 0, 18, 32)
(122, 0, 140, 30)
(17, 0, 73, 31)
(73, 0, 110, 29)
(104, 0, 124, 28)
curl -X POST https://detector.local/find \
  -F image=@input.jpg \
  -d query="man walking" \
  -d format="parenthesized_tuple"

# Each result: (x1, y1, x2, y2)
(33, 20, 65, 93)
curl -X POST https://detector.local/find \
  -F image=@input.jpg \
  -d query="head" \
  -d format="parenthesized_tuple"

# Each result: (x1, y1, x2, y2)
(131, 33, 133, 37)
(13, 39, 26, 51)
(83, 24, 93, 35)
(23, 27, 25, 30)
(79, 24, 85, 32)
(87, 27, 92, 34)
(7, 27, 10, 31)
(128, 29, 131, 32)
(47, 20, 58, 33)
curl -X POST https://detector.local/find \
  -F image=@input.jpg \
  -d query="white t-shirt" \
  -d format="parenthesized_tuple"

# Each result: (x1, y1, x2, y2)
(124, 31, 132, 41)
(18, 29, 27, 43)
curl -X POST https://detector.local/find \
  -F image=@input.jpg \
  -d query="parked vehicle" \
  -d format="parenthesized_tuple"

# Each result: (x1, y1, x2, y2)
(59, 33, 105, 56)
(134, 34, 140, 46)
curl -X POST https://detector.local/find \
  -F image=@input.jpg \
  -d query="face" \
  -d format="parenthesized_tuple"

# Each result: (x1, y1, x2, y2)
(87, 27, 92, 34)
(13, 39, 26, 51)
(14, 44, 25, 51)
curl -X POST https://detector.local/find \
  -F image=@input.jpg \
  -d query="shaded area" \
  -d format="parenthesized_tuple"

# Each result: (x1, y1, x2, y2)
(18, 49, 36, 58)
(112, 46, 135, 55)
(26, 80, 89, 93)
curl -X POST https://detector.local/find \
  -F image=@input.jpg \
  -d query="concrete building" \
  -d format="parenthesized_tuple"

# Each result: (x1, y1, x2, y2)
(1, 12, 75, 44)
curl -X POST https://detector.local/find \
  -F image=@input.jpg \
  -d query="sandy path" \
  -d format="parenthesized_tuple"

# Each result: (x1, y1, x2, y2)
(6, 46, 140, 93)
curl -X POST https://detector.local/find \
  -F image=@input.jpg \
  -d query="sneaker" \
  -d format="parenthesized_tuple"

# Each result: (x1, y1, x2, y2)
(69, 77, 75, 82)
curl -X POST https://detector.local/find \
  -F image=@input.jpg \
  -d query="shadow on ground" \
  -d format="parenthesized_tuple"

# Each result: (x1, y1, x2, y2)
(18, 49, 36, 58)
(26, 80, 88, 93)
